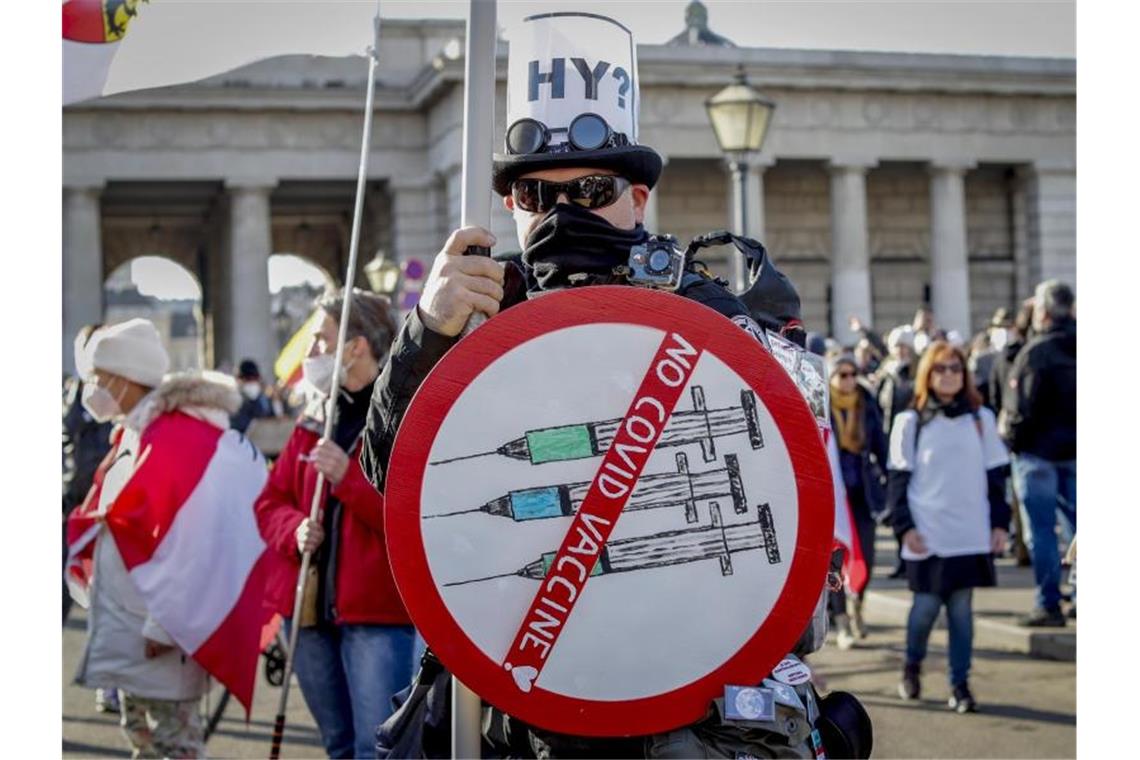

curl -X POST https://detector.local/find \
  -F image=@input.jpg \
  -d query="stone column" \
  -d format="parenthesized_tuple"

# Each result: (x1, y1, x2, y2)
(642, 153, 670, 234)
(724, 156, 773, 290)
(63, 183, 105, 374)
(828, 161, 875, 343)
(928, 162, 973, 336)
(1024, 161, 1076, 288)
(743, 158, 770, 243)
(226, 181, 276, 374)
(391, 175, 446, 262)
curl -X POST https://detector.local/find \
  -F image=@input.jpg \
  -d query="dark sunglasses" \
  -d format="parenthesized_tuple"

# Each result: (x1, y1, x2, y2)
(505, 113, 629, 156)
(511, 174, 631, 214)
(931, 362, 963, 375)
(836, 371, 856, 379)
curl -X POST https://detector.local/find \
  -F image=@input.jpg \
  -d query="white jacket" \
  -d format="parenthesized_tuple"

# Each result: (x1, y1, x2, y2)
(74, 373, 240, 700)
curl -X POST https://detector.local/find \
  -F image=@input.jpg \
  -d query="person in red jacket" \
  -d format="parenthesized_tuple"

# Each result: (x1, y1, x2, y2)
(256, 289, 412, 759)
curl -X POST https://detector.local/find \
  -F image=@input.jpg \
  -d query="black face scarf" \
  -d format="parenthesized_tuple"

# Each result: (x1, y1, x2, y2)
(521, 202, 648, 290)
(919, 391, 974, 425)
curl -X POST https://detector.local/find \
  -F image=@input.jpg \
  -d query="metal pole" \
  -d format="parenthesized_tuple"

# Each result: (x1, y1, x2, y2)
(269, 4, 383, 758)
(453, 1, 497, 755)
(730, 158, 749, 292)
(459, 0, 498, 338)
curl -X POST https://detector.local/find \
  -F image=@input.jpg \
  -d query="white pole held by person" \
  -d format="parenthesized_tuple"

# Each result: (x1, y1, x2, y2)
(269, 2, 383, 757)
(453, 0, 499, 755)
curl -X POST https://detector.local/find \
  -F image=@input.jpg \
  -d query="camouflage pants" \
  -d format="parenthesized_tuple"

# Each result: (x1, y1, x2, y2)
(119, 691, 204, 759)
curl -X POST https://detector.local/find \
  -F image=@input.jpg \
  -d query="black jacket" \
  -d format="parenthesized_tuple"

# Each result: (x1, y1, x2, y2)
(875, 360, 914, 438)
(830, 384, 888, 517)
(1000, 318, 1077, 461)
(62, 378, 113, 514)
(987, 338, 1024, 416)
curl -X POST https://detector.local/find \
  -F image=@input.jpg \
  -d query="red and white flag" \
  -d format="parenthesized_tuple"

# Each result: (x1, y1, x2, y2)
(63, 0, 375, 106)
(65, 428, 122, 608)
(104, 411, 272, 713)
(823, 427, 869, 595)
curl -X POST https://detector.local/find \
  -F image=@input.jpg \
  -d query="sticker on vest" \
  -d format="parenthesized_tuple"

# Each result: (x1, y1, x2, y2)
(771, 656, 812, 686)
(724, 686, 776, 722)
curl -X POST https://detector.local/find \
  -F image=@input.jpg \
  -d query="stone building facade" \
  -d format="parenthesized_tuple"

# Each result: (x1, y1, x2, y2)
(62, 10, 1075, 373)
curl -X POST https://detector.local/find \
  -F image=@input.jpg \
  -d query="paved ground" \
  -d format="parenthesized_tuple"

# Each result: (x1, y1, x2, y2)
(62, 611, 322, 758)
(62, 528, 1076, 758)
(809, 529, 1076, 759)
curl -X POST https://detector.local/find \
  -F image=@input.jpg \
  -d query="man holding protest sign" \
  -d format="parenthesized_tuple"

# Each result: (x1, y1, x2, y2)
(362, 11, 767, 493)
(363, 11, 866, 759)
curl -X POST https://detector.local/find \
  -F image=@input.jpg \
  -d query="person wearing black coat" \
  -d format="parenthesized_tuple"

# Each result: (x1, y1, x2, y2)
(828, 355, 888, 648)
(1001, 281, 1077, 627)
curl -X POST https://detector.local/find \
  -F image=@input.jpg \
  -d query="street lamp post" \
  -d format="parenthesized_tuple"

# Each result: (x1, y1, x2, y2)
(705, 66, 776, 292)
(364, 250, 401, 297)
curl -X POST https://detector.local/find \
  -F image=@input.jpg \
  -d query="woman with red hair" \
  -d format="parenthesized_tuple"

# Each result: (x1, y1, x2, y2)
(887, 340, 1011, 714)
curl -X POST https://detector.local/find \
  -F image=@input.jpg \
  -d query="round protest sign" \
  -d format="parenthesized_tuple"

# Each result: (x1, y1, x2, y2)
(386, 286, 833, 737)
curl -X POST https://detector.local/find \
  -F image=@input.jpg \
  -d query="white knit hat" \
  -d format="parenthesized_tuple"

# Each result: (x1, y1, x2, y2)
(84, 318, 170, 388)
(886, 325, 915, 351)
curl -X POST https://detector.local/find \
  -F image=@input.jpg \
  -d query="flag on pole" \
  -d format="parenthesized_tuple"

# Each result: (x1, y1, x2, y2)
(104, 411, 273, 713)
(274, 309, 322, 387)
(63, 0, 376, 105)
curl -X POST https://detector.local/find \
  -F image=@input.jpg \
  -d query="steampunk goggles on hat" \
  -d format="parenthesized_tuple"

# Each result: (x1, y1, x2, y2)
(510, 175, 632, 214)
(505, 113, 631, 156)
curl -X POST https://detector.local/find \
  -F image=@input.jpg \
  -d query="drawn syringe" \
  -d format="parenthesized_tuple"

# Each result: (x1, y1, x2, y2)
(426, 452, 747, 524)
(432, 386, 763, 466)
(444, 502, 781, 587)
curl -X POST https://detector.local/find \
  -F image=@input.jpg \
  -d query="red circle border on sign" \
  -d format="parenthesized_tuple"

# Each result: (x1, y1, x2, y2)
(385, 286, 834, 737)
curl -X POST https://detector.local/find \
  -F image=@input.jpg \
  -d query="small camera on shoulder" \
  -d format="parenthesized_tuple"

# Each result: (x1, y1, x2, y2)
(626, 234, 685, 291)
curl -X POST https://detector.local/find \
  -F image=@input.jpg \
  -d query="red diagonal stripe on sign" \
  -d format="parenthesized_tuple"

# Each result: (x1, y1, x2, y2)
(500, 330, 703, 693)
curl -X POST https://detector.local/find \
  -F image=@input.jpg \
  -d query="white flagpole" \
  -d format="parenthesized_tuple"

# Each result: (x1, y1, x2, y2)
(269, 2, 383, 757)
(453, 0, 498, 755)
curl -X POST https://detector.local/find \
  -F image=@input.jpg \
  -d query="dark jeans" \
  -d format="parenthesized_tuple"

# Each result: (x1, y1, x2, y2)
(1012, 453, 1077, 610)
(284, 620, 415, 759)
(905, 588, 974, 686)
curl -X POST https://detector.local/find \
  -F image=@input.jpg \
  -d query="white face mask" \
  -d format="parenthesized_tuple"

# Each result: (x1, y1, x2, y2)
(241, 382, 262, 401)
(301, 353, 351, 396)
(81, 382, 122, 423)
(989, 327, 1009, 352)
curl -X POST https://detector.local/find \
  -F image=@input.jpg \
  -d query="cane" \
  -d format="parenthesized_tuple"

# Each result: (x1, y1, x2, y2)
(268, 4, 383, 757)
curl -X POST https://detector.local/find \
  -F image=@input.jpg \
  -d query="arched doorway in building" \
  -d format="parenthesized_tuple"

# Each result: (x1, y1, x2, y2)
(268, 253, 336, 356)
(103, 256, 205, 372)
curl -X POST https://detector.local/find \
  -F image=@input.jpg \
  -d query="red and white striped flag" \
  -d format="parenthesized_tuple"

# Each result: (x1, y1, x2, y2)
(823, 427, 869, 594)
(104, 411, 273, 713)
(63, 0, 375, 106)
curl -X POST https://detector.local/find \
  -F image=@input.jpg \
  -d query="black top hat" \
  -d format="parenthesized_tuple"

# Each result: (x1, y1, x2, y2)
(492, 144, 662, 197)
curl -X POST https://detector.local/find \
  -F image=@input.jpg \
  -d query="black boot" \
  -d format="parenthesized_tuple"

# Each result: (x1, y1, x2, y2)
(949, 682, 978, 713)
(1019, 606, 1066, 627)
(898, 662, 921, 700)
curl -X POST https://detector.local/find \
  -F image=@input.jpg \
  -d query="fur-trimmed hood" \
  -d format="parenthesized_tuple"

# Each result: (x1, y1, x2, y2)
(126, 370, 241, 432)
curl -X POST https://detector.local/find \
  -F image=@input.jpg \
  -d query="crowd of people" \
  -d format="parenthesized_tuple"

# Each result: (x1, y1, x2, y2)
(60, 9, 1076, 757)
(812, 280, 1077, 712)
(61, 279, 1077, 756)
